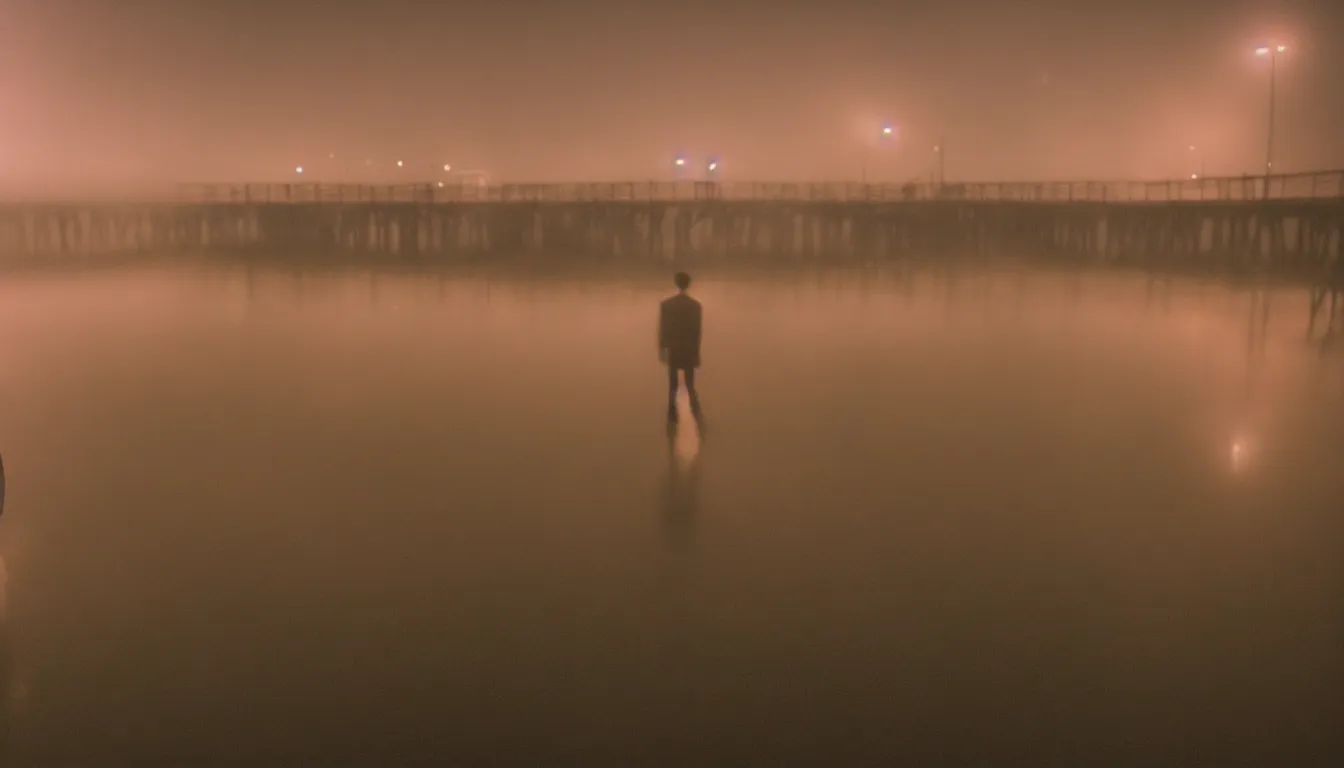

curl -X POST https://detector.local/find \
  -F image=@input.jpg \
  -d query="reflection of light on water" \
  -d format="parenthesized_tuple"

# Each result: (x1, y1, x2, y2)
(1230, 437, 1251, 472)
(672, 396, 701, 467)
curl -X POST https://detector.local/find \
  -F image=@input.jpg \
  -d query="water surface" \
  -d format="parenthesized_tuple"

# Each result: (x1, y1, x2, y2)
(0, 264, 1340, 765)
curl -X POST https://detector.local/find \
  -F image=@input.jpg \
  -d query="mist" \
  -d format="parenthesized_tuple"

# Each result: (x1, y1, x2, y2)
(3, 0, 1343, 197)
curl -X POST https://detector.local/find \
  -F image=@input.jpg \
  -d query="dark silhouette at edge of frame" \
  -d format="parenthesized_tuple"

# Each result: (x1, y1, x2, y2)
(0, 451, 11, 757)
(658, 272, 704, 427)
(0, 556, 10, 761)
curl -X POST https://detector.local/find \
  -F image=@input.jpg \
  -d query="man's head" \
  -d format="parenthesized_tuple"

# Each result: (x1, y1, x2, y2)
(674, 272, 692, 291)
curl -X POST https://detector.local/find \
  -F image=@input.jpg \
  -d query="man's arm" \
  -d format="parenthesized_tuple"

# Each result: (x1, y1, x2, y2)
(657, 302, 669, 361)
(692, 304, 702, 351)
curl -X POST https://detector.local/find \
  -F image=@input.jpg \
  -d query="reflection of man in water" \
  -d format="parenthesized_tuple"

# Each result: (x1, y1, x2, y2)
(663, 431, 701, 548)
(659, 272, 703, 424)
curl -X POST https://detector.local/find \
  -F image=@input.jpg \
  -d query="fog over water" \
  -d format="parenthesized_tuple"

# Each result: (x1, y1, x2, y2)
(0, 263, 1340, 764)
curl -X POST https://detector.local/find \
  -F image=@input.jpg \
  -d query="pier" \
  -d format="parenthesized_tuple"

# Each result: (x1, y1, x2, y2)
(2, 172, 1340, 284)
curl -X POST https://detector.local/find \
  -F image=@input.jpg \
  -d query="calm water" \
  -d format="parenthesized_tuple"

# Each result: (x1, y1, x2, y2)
(0, 264, 1340, 765)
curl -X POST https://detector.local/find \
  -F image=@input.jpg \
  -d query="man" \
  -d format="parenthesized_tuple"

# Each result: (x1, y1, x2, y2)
(658, 271, 703, 424)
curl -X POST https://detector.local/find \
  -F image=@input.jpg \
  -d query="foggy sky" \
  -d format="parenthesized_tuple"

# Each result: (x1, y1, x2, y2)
(2, 0, 1342, 193)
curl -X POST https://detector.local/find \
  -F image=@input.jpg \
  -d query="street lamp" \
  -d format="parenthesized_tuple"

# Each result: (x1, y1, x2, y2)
(295, 166, 304, 175)
(706, 158, 720, 181)
(1188, 144, 1206, 179)
(864, 123, 895, 184)
(443, 164, 452, 172)
(396, 160, 404, 168)
(1254, 44, 1287, 188)
(933, 138, 946, 188)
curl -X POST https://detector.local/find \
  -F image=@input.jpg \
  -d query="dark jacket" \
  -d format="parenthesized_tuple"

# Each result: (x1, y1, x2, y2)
(659, 293, 702, 369)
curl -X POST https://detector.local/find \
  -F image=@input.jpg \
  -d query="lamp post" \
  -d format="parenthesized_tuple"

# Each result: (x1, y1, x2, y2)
(934, 137, 946, 189)
(1188, 144, 1206, 179)
(1254, 44, 1287, 196)
(863, 124, 895, 184)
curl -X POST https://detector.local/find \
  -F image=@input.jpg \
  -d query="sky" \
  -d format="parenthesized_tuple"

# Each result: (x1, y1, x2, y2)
(1, 0, 1342, 193)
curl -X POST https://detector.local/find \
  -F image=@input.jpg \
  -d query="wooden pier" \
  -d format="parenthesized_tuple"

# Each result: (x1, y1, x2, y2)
(2, 174, 1340, 284)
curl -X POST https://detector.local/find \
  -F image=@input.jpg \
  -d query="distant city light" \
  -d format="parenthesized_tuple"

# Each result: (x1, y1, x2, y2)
(882, 126, 893, 136)
(438, 181, 445, 187)
(674, 157, 686, 167)
(295, 166, 303, 174)
(1191, 173, 1199, 179)
(707, 161, 718, 172)
(443, 164, 451, 172)
(397, 160, 404, 167)
(1255, 46, 1270, 56)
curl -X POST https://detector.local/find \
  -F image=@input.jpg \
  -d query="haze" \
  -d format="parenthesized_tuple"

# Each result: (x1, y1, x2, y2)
(3, 0, 1343, 198)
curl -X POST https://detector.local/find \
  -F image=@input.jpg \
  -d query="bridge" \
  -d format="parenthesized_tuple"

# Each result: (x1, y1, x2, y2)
(2, 172, 1341, 288)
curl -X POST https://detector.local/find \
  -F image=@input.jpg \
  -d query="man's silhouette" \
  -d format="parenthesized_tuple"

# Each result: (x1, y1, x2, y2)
(659, 272, 703, 424)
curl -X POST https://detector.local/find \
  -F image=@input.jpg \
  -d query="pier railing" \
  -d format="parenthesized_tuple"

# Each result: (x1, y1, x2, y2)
(177, 169, 1344, 205)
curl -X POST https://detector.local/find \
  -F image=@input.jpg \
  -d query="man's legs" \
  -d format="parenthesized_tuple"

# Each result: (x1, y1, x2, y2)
(683, 367, 702, 420)
(667, 365, 680, 422)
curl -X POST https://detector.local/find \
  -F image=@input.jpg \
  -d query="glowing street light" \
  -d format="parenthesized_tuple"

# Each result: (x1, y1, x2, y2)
(707, 161, 718, 172)
(396, 160, 404, 168)
(1188, 143, 1206, 178)
(863, 122, 896, 184)
(1254, 43, 1288, 189)
(295, 166, 304, 175)
(674, 157, 686, 167)
(443, 164, 452, 172)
